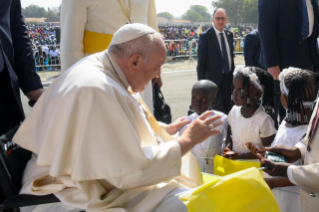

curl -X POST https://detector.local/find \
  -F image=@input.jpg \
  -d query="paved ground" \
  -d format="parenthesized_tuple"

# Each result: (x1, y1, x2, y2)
(21, 70, 196, 121)
(22, 55, 245, 119)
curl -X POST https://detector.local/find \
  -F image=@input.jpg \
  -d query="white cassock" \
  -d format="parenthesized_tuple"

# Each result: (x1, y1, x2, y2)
(60, 0, 158, 112)
(14, 49, 202, 212)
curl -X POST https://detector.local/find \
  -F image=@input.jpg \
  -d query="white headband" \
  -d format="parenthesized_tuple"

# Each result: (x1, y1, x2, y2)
(233, 66, 264, 93)
(279, 67, 317, 109)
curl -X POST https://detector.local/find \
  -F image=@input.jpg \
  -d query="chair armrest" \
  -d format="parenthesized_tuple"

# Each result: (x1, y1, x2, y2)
(0, 194, 60, 209)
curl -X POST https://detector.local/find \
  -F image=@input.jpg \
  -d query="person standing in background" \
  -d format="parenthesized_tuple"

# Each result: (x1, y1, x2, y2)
(197, 8, 235, 114)
(258, 0, 319, 126)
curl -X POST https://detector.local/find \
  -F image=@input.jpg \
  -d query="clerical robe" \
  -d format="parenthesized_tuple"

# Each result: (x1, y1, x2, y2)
(14, 51, 201, 212)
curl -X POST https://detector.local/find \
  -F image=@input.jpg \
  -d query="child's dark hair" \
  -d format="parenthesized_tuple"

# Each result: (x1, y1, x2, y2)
(283, 69, 319, 125)
(239, 67, 275, 115)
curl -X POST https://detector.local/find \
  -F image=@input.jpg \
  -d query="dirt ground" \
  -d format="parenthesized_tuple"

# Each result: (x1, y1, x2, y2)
(37, 55, 245, 82)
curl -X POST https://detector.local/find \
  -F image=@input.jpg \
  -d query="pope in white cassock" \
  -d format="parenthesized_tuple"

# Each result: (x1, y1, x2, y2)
(14, 24, 223, 212)
(60, 0, 159, 112)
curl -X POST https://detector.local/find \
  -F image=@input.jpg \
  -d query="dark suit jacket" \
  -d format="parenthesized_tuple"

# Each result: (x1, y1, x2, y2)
(0, 0, 42, 122)
(244, 29, 264, 68)
(197, 27, 235, 86)
(258, 0, 319, 71)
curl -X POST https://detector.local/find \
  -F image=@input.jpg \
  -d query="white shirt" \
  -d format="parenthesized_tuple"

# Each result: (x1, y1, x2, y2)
(212, 25, 232, 72)
(49, 50, 60, 57)
(228, 105, 276, 154)
(305, 0, 314, 37)
(271, 121, 308, 165)
(179, 110, 228, 174)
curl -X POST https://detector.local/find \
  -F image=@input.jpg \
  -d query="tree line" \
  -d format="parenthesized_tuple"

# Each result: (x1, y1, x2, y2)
(22, 4, 60, 21)
(157, 0, 258, 24)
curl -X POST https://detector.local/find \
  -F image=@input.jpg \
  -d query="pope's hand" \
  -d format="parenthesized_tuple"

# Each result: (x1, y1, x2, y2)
(176, 111, 223, 156)
(166, 117, 191, 135)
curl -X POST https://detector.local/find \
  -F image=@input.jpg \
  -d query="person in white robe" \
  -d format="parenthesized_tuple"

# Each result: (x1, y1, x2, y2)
(14, 23, 223, 212)
(60, 0, 160, 112)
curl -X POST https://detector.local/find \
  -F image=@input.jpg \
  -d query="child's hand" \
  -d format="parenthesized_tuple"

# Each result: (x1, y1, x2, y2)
(245, 142, 266, 156)
(222, 148, 241, 159)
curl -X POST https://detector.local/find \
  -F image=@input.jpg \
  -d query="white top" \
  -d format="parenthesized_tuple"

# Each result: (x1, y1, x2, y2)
(228, 105, 276, 154)
(212, 25, 232, 71)
(179, 110, 228, 173)
(49, 50, 60, 57)
(271, 120, 308, 165)
(305, 0, 314, 37)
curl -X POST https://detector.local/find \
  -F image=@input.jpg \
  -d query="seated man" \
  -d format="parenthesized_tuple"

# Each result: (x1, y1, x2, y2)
(13, 24, 223, 212)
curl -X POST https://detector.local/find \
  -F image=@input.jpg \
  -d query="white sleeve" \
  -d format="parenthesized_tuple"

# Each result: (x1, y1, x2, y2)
(295, 142, 307, 161)
(287, 165, 297, 185)
(60, 0, 87, 72)
(260, 116, 277, 138)
(147, 0, 158, 31)
(106, 140, 182, 189)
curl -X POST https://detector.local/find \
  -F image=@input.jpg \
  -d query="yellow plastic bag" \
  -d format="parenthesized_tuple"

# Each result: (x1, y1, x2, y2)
(214, 155, 261, 176)
(179, 167, 280, 212)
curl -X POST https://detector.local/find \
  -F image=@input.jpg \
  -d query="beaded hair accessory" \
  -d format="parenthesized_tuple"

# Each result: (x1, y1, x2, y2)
(233, 65, 264, 92)
(279, 67, 317, 110)
(279, 67, 318, 124)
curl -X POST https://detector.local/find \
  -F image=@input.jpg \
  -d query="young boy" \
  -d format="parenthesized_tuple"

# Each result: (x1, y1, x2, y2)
(179, 80, 228, 174)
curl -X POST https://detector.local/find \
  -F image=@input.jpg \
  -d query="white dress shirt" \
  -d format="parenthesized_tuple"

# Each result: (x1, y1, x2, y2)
(305, 0, 314, 37)
(212, 25, 232, 72)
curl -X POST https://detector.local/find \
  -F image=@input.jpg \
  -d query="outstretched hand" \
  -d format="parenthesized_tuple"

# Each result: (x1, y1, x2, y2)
(257, 154, 289, 177)
(266, 145, 302, 163)
(245, 142, 266, 156)
(222, 147, 241, 160)
(177, 111, 223, 156)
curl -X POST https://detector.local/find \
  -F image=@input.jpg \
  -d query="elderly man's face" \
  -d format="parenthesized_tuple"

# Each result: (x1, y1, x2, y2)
(131, 40, 166, 92)
(212, 10, 228, 32)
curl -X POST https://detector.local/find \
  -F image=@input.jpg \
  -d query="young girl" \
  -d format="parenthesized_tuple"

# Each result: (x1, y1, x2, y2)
(247, 68, 319, 212)
(224, 66, 276, 159)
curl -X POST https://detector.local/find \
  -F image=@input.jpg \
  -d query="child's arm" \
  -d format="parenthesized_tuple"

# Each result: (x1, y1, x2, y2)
(264, 177, 295, 190)
(261, 134, 275, 147)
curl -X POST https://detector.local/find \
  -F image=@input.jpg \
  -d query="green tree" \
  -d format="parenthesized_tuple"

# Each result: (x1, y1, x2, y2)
(190, 5, 211, 22)
(157, 12, 174, 20)
(22, 4, 46, 18)
(243, 0, 258, 23)
(182, 10, 203, 23)
(212, 0, 245, 24)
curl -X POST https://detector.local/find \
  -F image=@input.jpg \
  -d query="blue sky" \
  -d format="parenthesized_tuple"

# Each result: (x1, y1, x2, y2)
(21, 0, 213, 17)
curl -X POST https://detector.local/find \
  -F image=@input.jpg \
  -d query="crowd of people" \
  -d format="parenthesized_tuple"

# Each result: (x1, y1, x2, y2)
(26, 24, 61, 71)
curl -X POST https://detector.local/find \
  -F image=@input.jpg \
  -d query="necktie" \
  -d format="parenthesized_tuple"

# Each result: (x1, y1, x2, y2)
(301, 0, 309, 38)
(220, 33, 230, 74)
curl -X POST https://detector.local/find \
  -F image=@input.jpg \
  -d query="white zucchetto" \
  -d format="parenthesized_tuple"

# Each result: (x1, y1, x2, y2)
(109, 23, 157, 46)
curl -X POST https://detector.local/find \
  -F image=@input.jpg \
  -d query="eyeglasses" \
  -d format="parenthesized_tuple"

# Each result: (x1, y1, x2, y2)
(214, 17, 227, 21)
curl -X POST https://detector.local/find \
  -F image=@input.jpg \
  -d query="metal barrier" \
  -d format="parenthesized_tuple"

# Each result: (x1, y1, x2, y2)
(33, 44, 60, 71)
(33, 38, 245, 71)
(164, 38, 244, 60)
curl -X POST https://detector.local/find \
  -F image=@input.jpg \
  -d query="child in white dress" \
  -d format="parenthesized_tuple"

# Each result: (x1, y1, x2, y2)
(224, 66, 276, 159)
(249, 68, 319, 212)
(179, 80, 228, 174)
